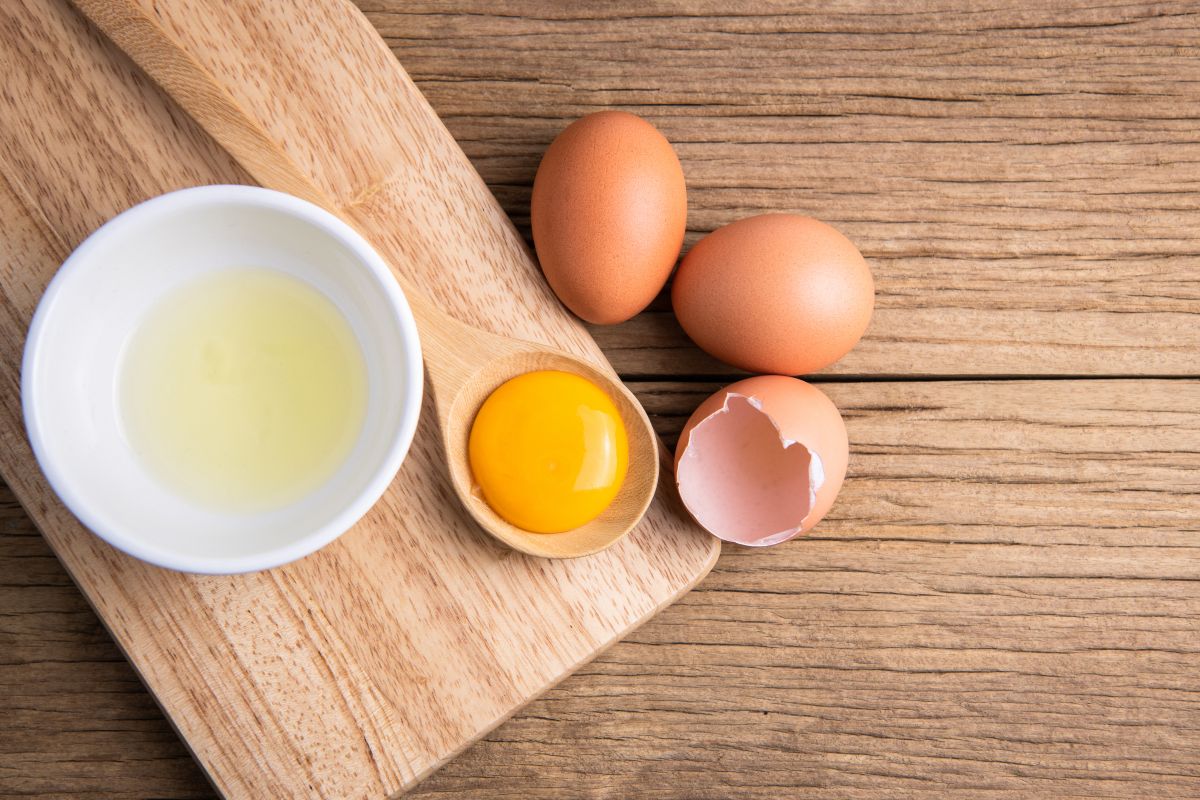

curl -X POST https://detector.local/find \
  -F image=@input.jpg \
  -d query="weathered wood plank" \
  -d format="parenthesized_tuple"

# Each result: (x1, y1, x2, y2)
(365, 0, 1200, 377)
(5, 1, 1199, 797)
(5, 379, 1198, 798)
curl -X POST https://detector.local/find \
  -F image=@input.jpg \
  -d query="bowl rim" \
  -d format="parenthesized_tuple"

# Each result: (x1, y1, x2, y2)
(21, 184, 424, 574)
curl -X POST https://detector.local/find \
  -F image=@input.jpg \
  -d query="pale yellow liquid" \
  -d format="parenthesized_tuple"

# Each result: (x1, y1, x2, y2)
(120, 268, 368, 512)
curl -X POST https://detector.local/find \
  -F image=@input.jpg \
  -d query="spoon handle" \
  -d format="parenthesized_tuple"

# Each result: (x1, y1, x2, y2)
(67, 0, 498, 398)
(67, 0, 665, 560)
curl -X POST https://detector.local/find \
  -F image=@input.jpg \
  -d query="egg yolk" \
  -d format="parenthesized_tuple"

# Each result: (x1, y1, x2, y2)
(468, 370, 628, 533)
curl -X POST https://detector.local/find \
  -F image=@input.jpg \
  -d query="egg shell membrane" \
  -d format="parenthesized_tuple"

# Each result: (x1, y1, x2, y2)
(675, 393, 825, 547)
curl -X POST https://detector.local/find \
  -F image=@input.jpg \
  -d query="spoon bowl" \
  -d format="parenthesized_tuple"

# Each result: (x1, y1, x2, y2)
(440, 349, 658, 558)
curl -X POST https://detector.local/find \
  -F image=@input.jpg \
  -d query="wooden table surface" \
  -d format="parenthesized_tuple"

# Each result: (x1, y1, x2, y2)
(3, 1, 1198, 797)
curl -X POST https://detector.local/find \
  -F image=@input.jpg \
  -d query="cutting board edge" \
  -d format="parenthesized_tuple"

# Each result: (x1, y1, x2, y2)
(11, 465, 721, 798)
(0, 503, 230, 798)
(0, 361, 722, 797)
(12, 502, 718, 799)
(391, 536, 721, 797)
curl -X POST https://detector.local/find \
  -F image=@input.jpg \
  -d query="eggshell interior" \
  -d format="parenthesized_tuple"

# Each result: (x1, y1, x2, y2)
(675, 394, 825, 547)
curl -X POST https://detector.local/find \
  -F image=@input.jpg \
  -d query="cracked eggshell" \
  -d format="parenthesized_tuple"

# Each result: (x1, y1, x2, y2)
(673, 375, 848, 546)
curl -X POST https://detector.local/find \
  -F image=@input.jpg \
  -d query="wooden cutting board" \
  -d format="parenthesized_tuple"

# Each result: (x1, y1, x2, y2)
(0, 0, 719, 796)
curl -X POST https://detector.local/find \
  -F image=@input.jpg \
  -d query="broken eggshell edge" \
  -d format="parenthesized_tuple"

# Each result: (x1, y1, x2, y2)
(673, 375, 849, 546)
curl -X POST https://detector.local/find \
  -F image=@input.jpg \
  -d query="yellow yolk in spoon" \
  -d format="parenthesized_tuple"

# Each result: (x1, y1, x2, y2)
(467, 370, 628, 533)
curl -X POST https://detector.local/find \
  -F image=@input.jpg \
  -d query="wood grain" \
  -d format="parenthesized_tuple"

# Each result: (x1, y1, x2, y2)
(0, 0, 716, 797)
(364, 0, 1200, 378)
(68, 0, 662, 561)
(3, 0, 1199, 798)
(4, 379, 1198, 798)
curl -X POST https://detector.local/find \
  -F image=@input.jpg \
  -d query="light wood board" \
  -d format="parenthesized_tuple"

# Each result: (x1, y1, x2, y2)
(0, 1, 718, 798)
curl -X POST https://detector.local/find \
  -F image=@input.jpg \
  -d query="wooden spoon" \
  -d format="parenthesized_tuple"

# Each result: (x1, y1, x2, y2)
(69, 0, 660, 559)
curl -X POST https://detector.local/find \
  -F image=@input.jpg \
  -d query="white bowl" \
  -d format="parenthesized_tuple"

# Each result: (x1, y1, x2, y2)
(22, 185, 423, 574)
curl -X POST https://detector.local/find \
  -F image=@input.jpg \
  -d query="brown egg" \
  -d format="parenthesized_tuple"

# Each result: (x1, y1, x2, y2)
(531, 111, 686, 324)
(674, 375, 848, 546)
(671, 214, 874, 374)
